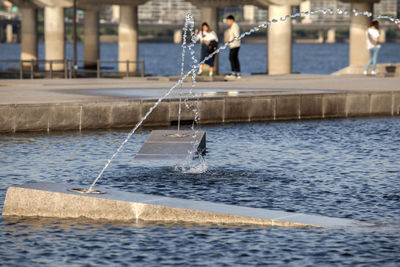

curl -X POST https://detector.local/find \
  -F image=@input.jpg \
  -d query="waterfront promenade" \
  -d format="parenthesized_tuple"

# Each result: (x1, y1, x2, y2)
(0, 74, 399, 132)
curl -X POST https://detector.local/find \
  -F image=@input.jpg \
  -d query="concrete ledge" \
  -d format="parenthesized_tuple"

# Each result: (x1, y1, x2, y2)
(332, 63, 400, 76)
(322, 94, 347, 118)
(0, 91, 398, 133)
(2, 182, 370, 228)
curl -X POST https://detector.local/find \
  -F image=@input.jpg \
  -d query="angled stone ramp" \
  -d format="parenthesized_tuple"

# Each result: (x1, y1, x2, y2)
(135, 130, 206, 160)
(2, 182, 371, 228)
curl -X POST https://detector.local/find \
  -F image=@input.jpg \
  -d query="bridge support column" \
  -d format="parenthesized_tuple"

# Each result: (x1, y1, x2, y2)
(20, 7, 37, 68)
(84, 10, 99, 69)
(378, 29, 386, 43)
(317, 30, 324, 43)
(326, 28, 336, 43)
(348, 2, 373, 66)
(119, 5, 138, 73)
(45, 6, 65, 71)
(300, 0, 311, 24)
(173, 29, 182, 44)
(6, 24, 13, 43)
(201, 7, 219, 74)
(268, 4, 292, 75)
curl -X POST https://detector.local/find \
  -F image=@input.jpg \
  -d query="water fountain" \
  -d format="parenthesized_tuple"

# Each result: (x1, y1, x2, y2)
(134, 14, 206, 161)
(2, 8, 399, 227)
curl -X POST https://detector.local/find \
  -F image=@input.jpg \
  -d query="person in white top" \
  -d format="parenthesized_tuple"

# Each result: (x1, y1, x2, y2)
(195, 22, 218, 76)
(364, 20, 381, 75)
(224, 15, 241, 78)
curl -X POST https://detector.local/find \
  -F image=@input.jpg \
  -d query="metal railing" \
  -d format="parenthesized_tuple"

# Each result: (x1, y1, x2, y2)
(0, 59, 145, 79)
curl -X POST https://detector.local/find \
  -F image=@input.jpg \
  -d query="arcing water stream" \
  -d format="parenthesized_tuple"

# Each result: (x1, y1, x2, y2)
(87, 8, 400, 192)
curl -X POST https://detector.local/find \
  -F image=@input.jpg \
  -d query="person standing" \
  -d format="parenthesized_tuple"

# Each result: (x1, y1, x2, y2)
(195, 22, 218, 77)
(225, 15, 241, 79)
(364, 20, 381, 75)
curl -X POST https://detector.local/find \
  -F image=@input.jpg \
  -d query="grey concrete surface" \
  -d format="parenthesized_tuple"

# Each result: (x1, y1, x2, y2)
(0, 75, 399, 133)
(2, 182, 373, 228)
(135, 130, 206, 160)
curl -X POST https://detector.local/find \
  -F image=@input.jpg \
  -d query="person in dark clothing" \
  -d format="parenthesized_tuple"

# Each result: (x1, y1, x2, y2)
(224, 15, 241, 78)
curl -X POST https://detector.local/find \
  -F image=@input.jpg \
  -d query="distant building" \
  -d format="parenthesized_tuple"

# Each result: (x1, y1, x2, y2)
(302, 0, 398, 23)
(110, 0, 397, 25)
(0, 0, 14, 19)
(397, 0, 400, 17)
(374, 0, 397, 16)
(243, 5, 267, 23)
(138, 0, 200, 24)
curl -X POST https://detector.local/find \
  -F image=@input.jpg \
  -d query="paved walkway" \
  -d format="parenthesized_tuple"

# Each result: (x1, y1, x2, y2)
(0, 74, 399, 104)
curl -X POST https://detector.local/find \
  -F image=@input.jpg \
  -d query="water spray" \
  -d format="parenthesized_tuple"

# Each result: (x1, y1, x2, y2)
(86, 8, 400, 193)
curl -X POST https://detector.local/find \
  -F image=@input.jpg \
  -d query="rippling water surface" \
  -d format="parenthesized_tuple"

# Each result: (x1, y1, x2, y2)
(1, 118, 400, 266)
(1, 42, 400, 75)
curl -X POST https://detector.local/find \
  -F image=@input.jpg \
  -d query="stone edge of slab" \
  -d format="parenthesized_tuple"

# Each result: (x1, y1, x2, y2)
(2, 182, 366, 229)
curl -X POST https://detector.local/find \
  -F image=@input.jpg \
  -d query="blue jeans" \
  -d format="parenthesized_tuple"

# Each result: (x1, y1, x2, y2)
(365, 47, 380, 72)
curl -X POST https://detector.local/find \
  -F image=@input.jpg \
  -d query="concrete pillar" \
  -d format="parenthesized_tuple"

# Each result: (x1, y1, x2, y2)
(300, 0, 311, 24)
(112, 5, 120, 23)
(45, 6, 65, 71)
(84, 10, 99, 69)
(379, 28, 386, 43)
(268, 5, 292, 75)
(326, 28, 336, 43)
(6, 24, 13, 43)
(201, 7, 219, 74)
(317, 30, 324, 43)
(244, 5, 256, 24)
(119, 5, 138, 73)
(349, 2, 373, 66)
(173, 29, 182, 44)
(201, 7, 218, 35)
(20, 7, 37, 68)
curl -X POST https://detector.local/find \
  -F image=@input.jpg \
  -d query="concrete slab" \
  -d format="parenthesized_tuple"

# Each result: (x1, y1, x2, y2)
(135, 130, 206, 160)
(2, 182, 371, 228)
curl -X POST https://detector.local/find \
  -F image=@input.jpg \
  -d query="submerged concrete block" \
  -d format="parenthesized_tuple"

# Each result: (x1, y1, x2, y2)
(2, 182, 369, 228)
(135, 130, 206, 160)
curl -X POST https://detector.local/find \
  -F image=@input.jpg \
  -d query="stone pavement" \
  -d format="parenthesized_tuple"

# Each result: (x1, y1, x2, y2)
(0, 74, 399, 133)
(0, 74, 399, 104)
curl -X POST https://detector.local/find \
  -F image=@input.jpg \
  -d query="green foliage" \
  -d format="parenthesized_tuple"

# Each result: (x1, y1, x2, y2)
(65, 25, 84, 42)
(100, 26, 118, 36)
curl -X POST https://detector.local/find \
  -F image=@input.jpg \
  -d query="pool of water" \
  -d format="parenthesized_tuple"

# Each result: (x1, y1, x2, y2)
(1, 118, 399, 265)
